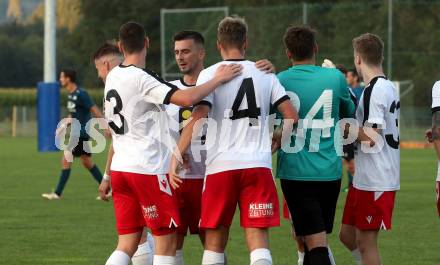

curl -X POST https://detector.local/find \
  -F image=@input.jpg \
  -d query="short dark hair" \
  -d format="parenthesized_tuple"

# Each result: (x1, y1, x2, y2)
(93, 42, 121, 60)
(61, 69, 76, 83)
(283, 25, 317, 61)
(119, 21, 146, 54)
(217, 16, 247, 49)
(352, 33, 384, 66)
(336, 64, 347, 75)
(173, 30, 205, 46)
(347, 68, 359, 77)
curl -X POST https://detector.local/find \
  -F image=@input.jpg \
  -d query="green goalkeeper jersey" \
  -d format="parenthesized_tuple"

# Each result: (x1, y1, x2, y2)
(276, 64, 355, 181)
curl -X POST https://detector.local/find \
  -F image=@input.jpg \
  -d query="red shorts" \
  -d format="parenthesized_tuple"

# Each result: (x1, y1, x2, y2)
(200, 167, 280, 229)
(342, 186, 396, 230)
(111, 171, 180, 236)
(174, 178, 204, 235)
(283, 198, 291, 220)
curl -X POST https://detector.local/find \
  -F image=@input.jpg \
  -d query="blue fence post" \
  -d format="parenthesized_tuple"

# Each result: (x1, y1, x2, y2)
(37, 82, 60, 152)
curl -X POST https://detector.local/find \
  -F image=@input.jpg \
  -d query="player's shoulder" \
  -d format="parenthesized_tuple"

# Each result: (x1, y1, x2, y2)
(142, 67, 163, 80)
(169, 78, 194, 88)
(276, 68, 290, 81)
(77, 87, 89, 95)
(203, 61, 224, 73)
(107, 64, 143, 81)
(203, 59, 256, 72)
(234, 60, 276, 81)
(114, 64, 156, 77)
(240, 60, 267, 74)
(368, 77, 397, 101)
(319, 67, 346, 84)
(432, 80, 440, 96)
(373, 77, 395, 92)
(168, 79, 182, 87)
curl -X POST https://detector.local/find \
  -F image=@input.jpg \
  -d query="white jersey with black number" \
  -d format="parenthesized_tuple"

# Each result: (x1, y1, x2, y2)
(165, 78, 206, 179)
(431, 80, 440, 181)
(197, 59, 289, 175)
(354, 76, 400, 191)
(104, 64, 178, 175)
(431, 81, 440, 111)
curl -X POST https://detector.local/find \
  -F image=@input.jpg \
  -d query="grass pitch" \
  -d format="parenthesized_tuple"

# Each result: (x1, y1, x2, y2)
(0, 137, 439, 264)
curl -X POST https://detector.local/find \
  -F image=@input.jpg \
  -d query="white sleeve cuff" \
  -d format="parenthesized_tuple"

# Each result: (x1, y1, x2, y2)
(437, 161, 440, 182)
(432, 97, 440, 110)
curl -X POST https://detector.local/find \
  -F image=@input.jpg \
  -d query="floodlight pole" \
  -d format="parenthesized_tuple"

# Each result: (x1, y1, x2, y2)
(387, 0, 393, 79)
(160, 8, 165, 79)
(38, 0, 59, 152)
(302, 2, 308, 25)
(44, 0, 56, 82)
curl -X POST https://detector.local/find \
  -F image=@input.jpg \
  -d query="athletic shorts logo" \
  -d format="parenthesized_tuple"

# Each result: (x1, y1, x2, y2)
(248, 202, 274, 218)
(366, 215, 373, 224)
(142, 205, 159, 220)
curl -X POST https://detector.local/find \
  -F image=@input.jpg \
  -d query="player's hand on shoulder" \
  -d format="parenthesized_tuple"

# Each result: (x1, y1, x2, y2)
(169, 155, 184, 189)
(322, 59, 336, 68)
(214, 63, 243, 84)
(255, 59, 276, 73)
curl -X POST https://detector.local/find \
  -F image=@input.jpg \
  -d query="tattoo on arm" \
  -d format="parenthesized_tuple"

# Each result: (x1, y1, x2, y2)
(432, 112, 440, 140)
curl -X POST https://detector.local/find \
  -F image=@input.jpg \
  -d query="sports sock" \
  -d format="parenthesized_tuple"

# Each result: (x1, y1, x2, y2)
(251, 257, 272, 264)
(105, 250, 130, 265)
(89, 164, 103, 183)
(298, 251, 305, 265)
(351, 248, 361, 265)
(54, 168, 71, 196)
(153, 255, 175, 265)
(202, 250, 224, 265)
(328, 246, 336, 265)
(250, 248, 272, 265)
(147, 232, 156, 254)
(132, 241, 153, 265)
(308, 247, 331, 265)
(174, 249, 184, 265)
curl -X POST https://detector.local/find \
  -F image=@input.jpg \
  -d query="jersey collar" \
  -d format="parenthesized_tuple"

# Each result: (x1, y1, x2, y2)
(366, 76, 387, 88)
(224, 58, 246, 61)
(179, 77, 195, 87)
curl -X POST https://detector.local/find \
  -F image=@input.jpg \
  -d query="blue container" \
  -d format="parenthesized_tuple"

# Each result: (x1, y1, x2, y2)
(37, 82, 60, 152)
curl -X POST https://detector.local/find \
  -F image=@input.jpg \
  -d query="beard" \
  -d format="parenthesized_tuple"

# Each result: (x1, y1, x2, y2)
(180, 67, 193, 75)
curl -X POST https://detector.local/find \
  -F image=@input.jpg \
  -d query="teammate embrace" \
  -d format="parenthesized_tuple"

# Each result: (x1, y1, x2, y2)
(96, 17, 399, 265)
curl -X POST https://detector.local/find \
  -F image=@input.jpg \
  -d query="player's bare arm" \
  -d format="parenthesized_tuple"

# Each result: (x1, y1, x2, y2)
(90, 105, 104, 118)
(255, 59, 276, 73)
(431, 111, 440, 159)
(426, 128, 433, 143)
(271, 100, 299, 153)
(169, 105, 210, 189)
(432, 112, 440, 216)
(89, 105, 111, 138)
(98, 143, 114, 201)
(357, 127, 380, 147)
(170, 64, 242, 107)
